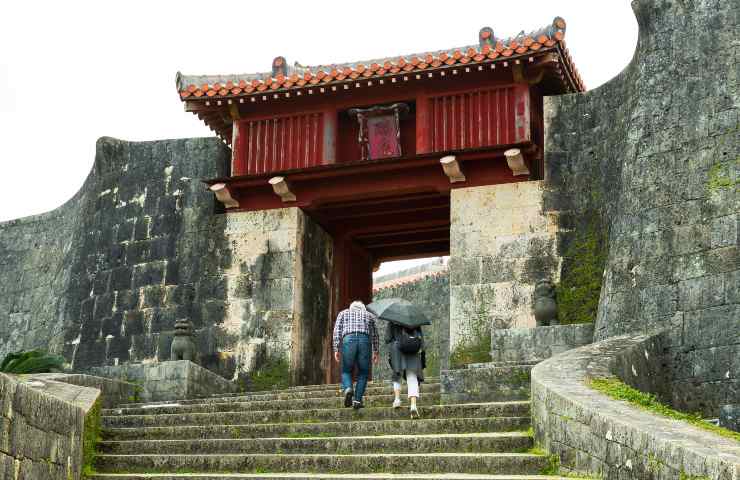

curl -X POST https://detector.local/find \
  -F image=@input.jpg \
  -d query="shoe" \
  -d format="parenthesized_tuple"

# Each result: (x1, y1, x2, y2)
(392, 398, 401, 409)
(343, 388, 353, 408)
(410, 405, 420, 419)
(352, 400, 364, 410)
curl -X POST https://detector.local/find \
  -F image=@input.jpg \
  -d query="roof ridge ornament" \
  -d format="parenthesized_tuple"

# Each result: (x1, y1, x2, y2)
(272, 56, 288, 78)
(479, 27, 495, 49)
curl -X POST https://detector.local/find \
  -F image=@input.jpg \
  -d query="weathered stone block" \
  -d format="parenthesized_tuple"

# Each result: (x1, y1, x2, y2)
(89, 360, 237, 402)
(490, 324, 594, 365)
(441, 364, 531, 403)
(132, 261, 166, 287)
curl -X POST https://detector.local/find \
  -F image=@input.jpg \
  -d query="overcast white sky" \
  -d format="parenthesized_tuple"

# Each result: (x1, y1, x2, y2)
(0, 1, 638, 273)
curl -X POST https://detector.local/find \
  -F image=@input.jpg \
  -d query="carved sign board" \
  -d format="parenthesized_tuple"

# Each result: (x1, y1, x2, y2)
(349, 103, 410, 161)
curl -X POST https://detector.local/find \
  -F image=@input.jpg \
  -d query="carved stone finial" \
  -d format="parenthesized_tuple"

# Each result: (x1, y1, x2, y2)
(533, 279, 558, 327)
(171, 318, 197, 362)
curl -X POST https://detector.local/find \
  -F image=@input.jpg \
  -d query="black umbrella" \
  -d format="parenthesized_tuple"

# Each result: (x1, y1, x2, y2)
(366, 298, 431, 328)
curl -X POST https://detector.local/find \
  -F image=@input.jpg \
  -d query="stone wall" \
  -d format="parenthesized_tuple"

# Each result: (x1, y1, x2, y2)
(441, 363, 531, 404)
(90, 360, 237, 402)
(490, 324, 594, 366)
(0, 137, 333, 385)
(531, 335, 740, 479)
(721, 405, 739, 433)
(0, 199, 82, 361)
(27, 373, 140, 408)
(0, 372, 99, 480)
(373, 271, 449, 378)
(612, 328, 737, 418)
(292, 212, 333, 386)
(0, 136, 232, 374)
(542, 0, 738, 399)
(449, 181, 561, 349)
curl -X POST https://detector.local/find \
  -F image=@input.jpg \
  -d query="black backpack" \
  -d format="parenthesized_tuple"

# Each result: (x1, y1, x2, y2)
(398, 327, 422, 354)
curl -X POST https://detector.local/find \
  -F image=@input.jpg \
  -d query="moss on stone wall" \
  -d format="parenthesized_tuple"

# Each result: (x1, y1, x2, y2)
(449, 304, 492, 368)
(589, 377, 740, 443)
(249, 357, 290, 391)
(555, 212, 608, 325)
(707, 157, 740, 191)
(82, 399, 102, 478)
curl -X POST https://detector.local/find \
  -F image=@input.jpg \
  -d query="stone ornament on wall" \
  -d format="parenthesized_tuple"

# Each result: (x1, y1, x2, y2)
(533, 279, 558, 327)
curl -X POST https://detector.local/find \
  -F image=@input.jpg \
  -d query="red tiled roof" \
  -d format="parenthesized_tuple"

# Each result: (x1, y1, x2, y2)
(177, 17, 584, 101)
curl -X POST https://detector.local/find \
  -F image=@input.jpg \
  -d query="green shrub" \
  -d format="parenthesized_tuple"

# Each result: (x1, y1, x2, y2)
(0, 349, 65, 374)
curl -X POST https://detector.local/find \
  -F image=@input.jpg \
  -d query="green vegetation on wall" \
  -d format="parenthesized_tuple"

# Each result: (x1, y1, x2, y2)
(450, 303, 492, 368)
(249, 357, 290, 391)
(555, 212, 607, 325)
(589, 377, 740, 442)
(82, 399, 102, 478)
(0, 349, 65, 374)
(707, 158, 739, 191)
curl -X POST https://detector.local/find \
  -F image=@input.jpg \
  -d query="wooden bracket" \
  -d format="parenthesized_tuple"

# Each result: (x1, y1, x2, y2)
(440, 155, 466, 183)
(504, 149, 530, 176)
(209, 183, 240, 208)
(269, 176, 297, 202)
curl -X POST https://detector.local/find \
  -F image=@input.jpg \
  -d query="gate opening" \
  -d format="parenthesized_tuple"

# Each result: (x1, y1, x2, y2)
(305, 191, 450, 383)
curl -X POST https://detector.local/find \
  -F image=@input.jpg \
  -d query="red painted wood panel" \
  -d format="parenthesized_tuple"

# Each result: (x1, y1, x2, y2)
(234, 112, 324, 176)
(428, 84, 530, 152)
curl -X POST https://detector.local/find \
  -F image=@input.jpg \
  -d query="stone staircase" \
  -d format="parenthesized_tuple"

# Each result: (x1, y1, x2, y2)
(88, 377, 577, 479)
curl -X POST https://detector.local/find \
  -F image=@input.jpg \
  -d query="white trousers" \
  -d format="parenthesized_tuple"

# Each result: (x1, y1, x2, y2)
(393, 371, 420, 398)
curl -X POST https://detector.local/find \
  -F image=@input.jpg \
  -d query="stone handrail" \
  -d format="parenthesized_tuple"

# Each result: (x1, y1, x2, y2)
(0, 372, 100, 479)
(531, 334, 740, 480)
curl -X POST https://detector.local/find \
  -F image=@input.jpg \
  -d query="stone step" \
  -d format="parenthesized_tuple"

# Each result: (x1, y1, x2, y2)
(118, 384, 441, 409)
(88, 474, 578, 479)
(238, 379, 442, 394)
(94, 452, 550, 475)
(102, 401, 530, 429)
(98, 432, 532, 455)
(104, 393, 442, 416)
(103, 416, 530, 441)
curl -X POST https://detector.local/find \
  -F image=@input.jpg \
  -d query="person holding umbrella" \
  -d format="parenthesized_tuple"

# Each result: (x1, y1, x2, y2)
(332, 300, 380, 410)
(367, 298, 430, 419)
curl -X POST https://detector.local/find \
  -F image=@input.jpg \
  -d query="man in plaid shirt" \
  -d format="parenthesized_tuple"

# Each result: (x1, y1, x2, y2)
(333, 300, 379, 409)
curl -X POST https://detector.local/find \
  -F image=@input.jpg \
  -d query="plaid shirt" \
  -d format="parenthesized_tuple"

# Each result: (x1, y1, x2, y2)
(332, 307, 379, 353)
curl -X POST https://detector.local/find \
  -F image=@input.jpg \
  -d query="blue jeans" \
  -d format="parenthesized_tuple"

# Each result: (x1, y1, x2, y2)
(341, 333, 371, 402)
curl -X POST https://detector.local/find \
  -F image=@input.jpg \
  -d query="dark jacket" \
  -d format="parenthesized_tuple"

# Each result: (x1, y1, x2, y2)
(385, 323, 425, 383)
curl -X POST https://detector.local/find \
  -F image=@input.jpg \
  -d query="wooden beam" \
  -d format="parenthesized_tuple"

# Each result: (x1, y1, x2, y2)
(369, 241, 450, 263)
(360, 235, 450, 250)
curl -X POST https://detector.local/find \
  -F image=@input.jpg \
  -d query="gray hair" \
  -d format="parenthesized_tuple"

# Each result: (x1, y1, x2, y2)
(349, 301, 366, 311)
